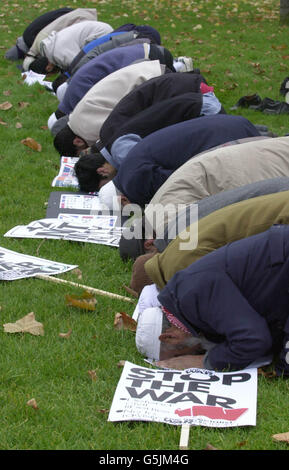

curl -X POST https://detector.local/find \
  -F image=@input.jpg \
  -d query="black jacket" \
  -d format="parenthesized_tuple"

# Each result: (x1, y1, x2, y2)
(105, 92, 203, 152)
(113, 114, 260, 206)
(100, 71, 207, 150)
(23, 8, 73, 48)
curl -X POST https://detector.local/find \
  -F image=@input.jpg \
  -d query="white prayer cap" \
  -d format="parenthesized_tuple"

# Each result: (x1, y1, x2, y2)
(56, 81, 68, 102)
(135, 307, 163, 360)
(98, 180, 120, 210)
(47, 112, 57, 131)
(22, 55, 35, 71)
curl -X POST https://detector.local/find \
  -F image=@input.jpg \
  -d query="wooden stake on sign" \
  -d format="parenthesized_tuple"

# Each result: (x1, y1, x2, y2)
(179, 423, 190, 450)
(36, 274, 136, 303)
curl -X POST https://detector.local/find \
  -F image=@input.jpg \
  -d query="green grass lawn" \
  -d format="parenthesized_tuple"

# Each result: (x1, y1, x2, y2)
(0, 0, 289, 451)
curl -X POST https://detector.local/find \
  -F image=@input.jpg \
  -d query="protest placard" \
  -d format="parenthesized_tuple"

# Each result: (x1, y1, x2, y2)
(52, 157, 80, 188)
(108, 361, 257, 428)
(0, 246, 77, 281)
(21, 70, 54, 90)
(57, 193, 103, 212)
(5, 218, 123, 247)
(45, 191, 127, 229)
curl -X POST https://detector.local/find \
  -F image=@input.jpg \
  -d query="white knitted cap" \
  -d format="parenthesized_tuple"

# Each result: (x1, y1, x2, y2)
(56, 81, 68, 102)
(98, 180, 120, 210)
(135, 307, 163, 360)
(47, 112, 57, 131)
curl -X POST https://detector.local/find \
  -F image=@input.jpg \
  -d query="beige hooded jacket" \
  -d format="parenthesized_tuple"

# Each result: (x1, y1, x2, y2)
(23, 8, 98, 70)
(68, 60, 165, 146)
(144, 136, 289, 236)
(39, 20, 113, 70)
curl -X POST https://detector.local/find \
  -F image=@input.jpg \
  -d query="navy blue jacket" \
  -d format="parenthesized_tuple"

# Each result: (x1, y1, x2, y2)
(113, 114, 260, 206)
(59, 43, 150, 115)
(106, 92, 203, 151)
(100, 71, 206, 149)
(158, 224, 289, 376)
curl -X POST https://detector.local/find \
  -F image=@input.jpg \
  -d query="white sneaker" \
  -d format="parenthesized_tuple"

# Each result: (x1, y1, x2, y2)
(175, 56, 194, 72)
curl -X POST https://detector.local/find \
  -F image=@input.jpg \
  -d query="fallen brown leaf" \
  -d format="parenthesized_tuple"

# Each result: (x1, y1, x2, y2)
(59, 328, 72, 338)
(271, 44, 287, 50)
(117, 360, 126, 368)
(18, 101, 30, 108)
(0, 118, 7, 126)
(258, 368, 277, 378)
(237, 440, 248, 448)
(97, 409, 109, 413)
(272, 432, 289, 443)
(3, 90, 11, 96)
(0, 101, 12, 110)
(15, 122, 22, 128)
(3, 312, 44, 336)
(72, 268, 82, 280)
(27, 398, 39, 410)
(114, 312, 137, 331)
(65, 291, 97, 311)
(225, 82, 239, 90)
(21, 137, 42, 152)
(88, 369, 97, 381)
(205, 443, 218, 450)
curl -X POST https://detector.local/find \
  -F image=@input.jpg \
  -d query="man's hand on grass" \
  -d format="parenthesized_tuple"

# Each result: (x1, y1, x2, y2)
(155, 354, 205, 370)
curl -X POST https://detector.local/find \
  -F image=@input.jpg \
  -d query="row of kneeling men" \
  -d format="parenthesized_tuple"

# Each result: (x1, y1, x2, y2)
(6, 6, 289, 376)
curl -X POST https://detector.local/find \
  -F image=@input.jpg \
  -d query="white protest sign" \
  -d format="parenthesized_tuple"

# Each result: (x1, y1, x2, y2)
(21, 70, 54, 89)
(0, 246, 77, 281)
(108, 361, 257, 428)
(58, 193, 103, 211)
(57, 214, 117, 229)
(52, 157, 80, 188)
(4, 218, 122, 247)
